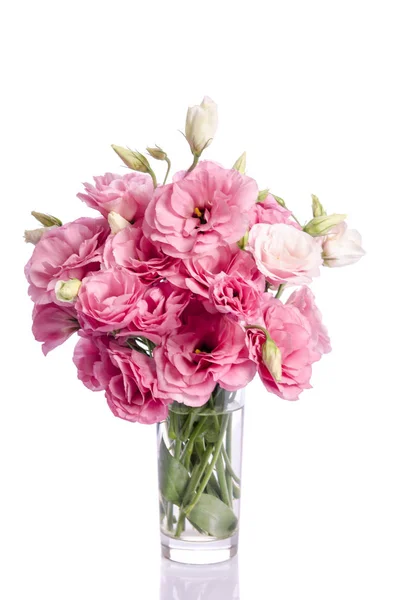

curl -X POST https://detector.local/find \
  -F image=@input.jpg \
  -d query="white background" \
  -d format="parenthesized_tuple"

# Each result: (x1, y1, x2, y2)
(1, 1, 396, 598)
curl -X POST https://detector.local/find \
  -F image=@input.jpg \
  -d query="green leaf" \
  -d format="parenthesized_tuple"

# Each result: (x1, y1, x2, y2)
(159, 439, 190, 506)
(188, 493, 238, 538)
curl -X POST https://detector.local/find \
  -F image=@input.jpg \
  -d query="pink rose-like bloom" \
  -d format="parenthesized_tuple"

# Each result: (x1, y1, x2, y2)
(247, 223, 322, 286)
(154, 311, 256, 406)
(77, 172, 153, 221)
(246, 294, 327, 400)
(182, 244, 263, 298)
(143, 161, 258, 258)
(209, 274, 263, 322)
(105, 342, 171, 424)
(127, 281, 191, 344)
(32, 302, 79, 355)
(103, 224, 182, 285)
(287, 286, 331, 355)
(76, 269, 144, 333)
(73, 332, 116, 391)
(25, 217, 109, 305)
(322, 222, 365, 268)
(248, 194, 301, 229)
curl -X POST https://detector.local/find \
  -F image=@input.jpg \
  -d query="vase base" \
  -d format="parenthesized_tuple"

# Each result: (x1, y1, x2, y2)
(161, 532, 238, 565)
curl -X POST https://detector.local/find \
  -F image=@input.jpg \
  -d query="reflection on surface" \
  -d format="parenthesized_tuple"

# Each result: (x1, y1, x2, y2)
(160, 556, 240, 600)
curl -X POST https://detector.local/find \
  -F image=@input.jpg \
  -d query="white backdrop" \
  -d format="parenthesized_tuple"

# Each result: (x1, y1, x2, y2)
(1, 1, 396, 598)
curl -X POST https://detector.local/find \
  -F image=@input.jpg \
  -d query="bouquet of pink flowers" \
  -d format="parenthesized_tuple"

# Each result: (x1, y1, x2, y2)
(24, 97, 364, 563)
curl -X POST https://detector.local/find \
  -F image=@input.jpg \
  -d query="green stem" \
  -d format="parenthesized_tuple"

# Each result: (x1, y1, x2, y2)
(186, 153, 199, 174)
(222, 447, 241, 485)
(216, 452, 231, 507)
(275, 284, 285, 299)
(163, 157, 171, 185)
(226, 417, 233, 502)
(175, 444, 213, 537)
(166, 438, 181, 531)
(182, 416, 208, 468)
(185, 415, 230, 516)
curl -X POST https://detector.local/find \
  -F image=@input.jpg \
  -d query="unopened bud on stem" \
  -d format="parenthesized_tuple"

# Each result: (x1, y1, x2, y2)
(304, 213, 347, 237)
(232, 152, 247, 174)
(311, 194, 326, 217)
(55, 278, 82, 302)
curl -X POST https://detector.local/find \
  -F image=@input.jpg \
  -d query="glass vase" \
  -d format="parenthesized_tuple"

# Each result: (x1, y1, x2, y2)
(157, 386, 245, 565)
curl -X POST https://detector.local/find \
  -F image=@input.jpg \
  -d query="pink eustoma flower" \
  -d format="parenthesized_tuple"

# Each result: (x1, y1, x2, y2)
(246, 294, 328, 400)
(73, 332, 117, 391)
(209, 273, 262, 322)
(32, 302, 79, 355)
(25, 217, 109, 305)
(103, 224, 182, 285)
(76, 269, 144, 333)
(142, 161, 258, 258)
(248, 193, 301, 229)
(127, 281, 191, 344)
(105, 342, 171, 424)
(287, 286, 331, 356)
(77, 172, 153, 221)
(154, 310, 256, 406)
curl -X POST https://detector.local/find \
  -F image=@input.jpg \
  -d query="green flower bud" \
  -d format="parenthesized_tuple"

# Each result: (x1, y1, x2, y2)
(304, 213, 347, 237)
(262, 337, 282, 382)
(146, 146, 167, 161)
(111, 145, 150, 173)
(257, 189, 270, 202)
(273, 195, 286, 208)
(232, 151, 247, 174)
(31, 211, 62, 227)
(311, 194, 326, 218)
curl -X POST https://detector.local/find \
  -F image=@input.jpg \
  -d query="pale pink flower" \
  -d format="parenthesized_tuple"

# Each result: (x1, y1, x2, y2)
(77, 172, 153, 221)
(248, 194, 300, 229)
(209, 274, 262, 322)
(105, 342, 171, 424)
(322, 222, 365, 267)
(127, 281, 191, 344)
(247, 223, 322, 286)
(287, 286, 331, 356)
(103, 224, 182, 285)
(76, 269, 144, 333)
(32, 302, 79, 355)
(246, 295, 325, 400)
(154, 310, 256, 406)
(142, 161, 258, 258)
(25, 217, 109, 305)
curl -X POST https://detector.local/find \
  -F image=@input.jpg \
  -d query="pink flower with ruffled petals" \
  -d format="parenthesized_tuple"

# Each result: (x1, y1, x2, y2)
(105, 342, 171, 424)
(32, 302, 79, 355)
(25, 217, 109, 305)
(73, 332, 117, 391)
(209, 274, 262, 322)
(248, 194, 301, 229)
(77, 172, 153, 221)
(247, 223, 322, 286)
(76, 269, 144, 333)
(103, 224, 183, 285)
(287, 286, 331, 356)
(154, 310, 256, 406)
(127, 281, 191, 344)
(142, 161, 258, 258)
(246, 294, 326, 400)
(182, 245, 263, 298)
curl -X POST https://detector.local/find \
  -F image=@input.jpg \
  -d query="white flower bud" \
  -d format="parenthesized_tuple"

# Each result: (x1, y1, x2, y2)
(262, 337, 282, 382)
(304, 213, 347, 237)
(55, 278, 82, 302)
(232, 151, 247, 174)
(185, 96, 218, 156)
(322, 222, 365, 268)
(108, 211, 130, 235)
(24, 227, 53, 245)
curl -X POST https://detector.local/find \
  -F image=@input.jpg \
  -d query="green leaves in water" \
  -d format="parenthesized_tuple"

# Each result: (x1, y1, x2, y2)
(159, 439, 189, 505)
(188, 493, 238, 538)
(159, 440, 238, 538)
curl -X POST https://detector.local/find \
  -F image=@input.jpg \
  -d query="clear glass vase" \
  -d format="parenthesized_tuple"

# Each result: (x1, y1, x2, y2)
(157, 386, 245, 565)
